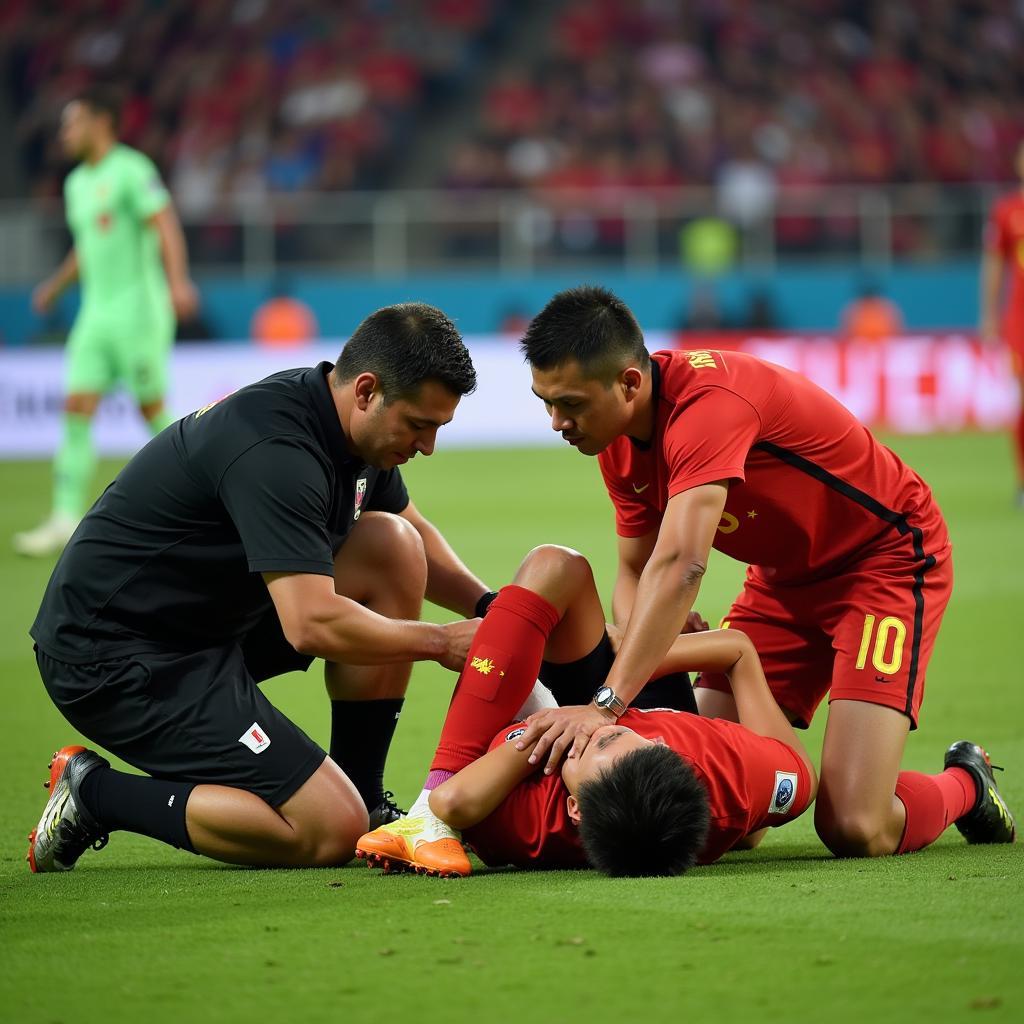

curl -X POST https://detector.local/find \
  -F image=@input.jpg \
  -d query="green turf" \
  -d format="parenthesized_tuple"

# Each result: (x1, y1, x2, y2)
(1, 435, 1022, 1024)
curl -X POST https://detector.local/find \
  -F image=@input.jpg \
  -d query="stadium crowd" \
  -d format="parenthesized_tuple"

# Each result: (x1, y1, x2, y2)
(4, 0, 507, 208)
(455, 0, 1024, 192)
(2, 0, 1023, 264)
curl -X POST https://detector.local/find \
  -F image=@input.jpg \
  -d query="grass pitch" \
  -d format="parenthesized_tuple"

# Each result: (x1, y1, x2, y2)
(1, 434, 1021, 1024)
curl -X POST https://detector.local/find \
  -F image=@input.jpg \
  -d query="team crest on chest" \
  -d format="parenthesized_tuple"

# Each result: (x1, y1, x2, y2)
(353, 475, 368, 520)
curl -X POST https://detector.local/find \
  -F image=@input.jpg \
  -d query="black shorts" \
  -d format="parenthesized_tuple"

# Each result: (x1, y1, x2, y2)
(539, 632, 697, 714)
(35, 614, 324, 807)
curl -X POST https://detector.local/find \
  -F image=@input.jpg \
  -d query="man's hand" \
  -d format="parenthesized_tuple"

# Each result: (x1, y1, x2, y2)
(170, 278, 200, 320)
(438, 617, 480, 672)
(32, 279, 60, 315)
(514, 703, 617, 774)
(683, 610, 709, 633)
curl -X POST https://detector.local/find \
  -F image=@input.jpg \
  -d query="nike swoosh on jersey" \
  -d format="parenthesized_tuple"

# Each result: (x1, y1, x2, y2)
(632, 483, 650, 493)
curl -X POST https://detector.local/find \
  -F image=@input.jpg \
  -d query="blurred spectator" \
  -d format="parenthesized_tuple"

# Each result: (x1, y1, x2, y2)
(680, 217, 737, 278)
(497, 304, 531, 335)
(251, 279, 319, 347)
(681, 282, 730, 332)
(841, 282, 905, 341)
(740, 288, 781, 332)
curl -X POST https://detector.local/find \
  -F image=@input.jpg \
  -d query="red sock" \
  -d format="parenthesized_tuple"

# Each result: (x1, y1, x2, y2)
(429, 585, 560, 775)
(894, 768, 975, 854)
(1014, 407, 1024, 486)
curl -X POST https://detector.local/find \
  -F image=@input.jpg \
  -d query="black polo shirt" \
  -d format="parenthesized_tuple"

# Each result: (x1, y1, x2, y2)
(31, 363, 409, 664)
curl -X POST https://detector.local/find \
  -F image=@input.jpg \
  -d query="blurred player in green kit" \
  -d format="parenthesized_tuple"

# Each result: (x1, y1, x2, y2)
(14, 87, 198, 557)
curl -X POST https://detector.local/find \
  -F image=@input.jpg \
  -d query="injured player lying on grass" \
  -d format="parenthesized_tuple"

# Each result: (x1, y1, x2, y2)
(356, 543, 820, 877)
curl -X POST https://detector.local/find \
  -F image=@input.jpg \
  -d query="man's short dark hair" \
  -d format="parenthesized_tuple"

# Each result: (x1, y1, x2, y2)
(520, 285, 650, 382)
(577, 744, 710, 877)
(74, 86, 122, 132)
(335, 302, 476, 402)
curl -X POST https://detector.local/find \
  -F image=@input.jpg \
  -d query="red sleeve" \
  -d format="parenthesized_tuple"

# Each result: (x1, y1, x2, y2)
(599, 456, 661, 538)
(736, 732, 813, 834)
(663, 387, 761, 499)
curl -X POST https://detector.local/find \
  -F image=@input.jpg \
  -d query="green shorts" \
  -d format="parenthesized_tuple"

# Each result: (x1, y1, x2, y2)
(66, 308, 174, 403)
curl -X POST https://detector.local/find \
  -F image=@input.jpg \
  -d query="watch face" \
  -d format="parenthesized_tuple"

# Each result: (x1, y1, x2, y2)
(595, 687, 612, 705)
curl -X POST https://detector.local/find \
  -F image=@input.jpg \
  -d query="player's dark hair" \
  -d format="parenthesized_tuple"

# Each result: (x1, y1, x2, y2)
(577, 744, 710, 877)
(74, 86, 122, 132)
(520, 285, 650, 383)
(335, 302, 476, 402)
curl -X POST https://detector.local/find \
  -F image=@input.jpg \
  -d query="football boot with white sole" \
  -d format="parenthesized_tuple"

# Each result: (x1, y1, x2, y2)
(356, 810, 471, 877)
(27, 745, 109, 872)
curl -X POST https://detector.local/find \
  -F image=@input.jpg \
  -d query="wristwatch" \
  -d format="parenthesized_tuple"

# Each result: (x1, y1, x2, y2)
(593, 686, 627, 718)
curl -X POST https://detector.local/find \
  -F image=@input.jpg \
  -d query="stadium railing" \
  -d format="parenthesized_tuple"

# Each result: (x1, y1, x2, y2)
(0, 182, 1001, 284)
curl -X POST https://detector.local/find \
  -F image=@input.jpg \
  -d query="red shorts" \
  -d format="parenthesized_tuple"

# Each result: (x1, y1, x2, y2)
(695, 543, 953, 729)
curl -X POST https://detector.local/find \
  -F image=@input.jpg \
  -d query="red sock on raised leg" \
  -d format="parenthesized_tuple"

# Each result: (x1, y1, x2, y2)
(428, 585, 560, 778)
(895, 768, 975, 854)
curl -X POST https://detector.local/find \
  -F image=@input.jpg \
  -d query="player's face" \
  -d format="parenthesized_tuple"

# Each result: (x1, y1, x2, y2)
(561, 724, 662, 815)
(60, 102, 94, 160)
(530, 359, 633, 456)
(354, 378, 460, 469)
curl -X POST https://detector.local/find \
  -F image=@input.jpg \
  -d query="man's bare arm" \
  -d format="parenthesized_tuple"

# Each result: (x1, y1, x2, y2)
(263, 571, 476, 671)
(518, 482, 728, 772)
(399, 500, 490, 617)
(601, 482, 728, 706)
(611, 531, 657, 626)
(149, 205, 198, 320)
(428, 739, 539, 830)
(655, 628, 817, 789)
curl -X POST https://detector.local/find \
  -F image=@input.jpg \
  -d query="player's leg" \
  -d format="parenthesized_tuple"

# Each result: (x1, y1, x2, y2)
(13, 322, 108, 555)
(811, 549, 995, 856)
(324, 511, 428, 822)
(357, 544, 600, 874)
(128, 312, 176, 435)
(183, 759, 366, 866)
(29, 646, 366, 870)
(428, 544, 604, 781)
(815, 699, 912, 856)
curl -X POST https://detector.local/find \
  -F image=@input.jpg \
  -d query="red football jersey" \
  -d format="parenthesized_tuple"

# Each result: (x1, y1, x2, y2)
(986, 192, 1024, 346)
(598, 349, 948, 584)
(463, 708, 810, 869)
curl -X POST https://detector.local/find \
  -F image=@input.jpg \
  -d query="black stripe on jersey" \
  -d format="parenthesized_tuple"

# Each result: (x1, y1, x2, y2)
(752, 441, 937, 720)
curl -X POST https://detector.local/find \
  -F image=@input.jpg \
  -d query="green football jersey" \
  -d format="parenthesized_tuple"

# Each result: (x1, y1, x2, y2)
(64, 144, 171, 317)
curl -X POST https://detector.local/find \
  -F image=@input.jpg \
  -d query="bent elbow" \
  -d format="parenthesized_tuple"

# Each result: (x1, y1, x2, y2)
(681, 558, 707, 588)
(282, 619, 322, 658)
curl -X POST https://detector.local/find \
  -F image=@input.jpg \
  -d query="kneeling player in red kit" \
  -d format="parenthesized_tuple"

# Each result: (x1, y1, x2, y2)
(357, 544, 819, 876)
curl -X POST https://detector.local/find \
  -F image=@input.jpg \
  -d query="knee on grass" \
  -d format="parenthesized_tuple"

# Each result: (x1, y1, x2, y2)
(290, 798, 368, 866)
(815, 807, 894, 858)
